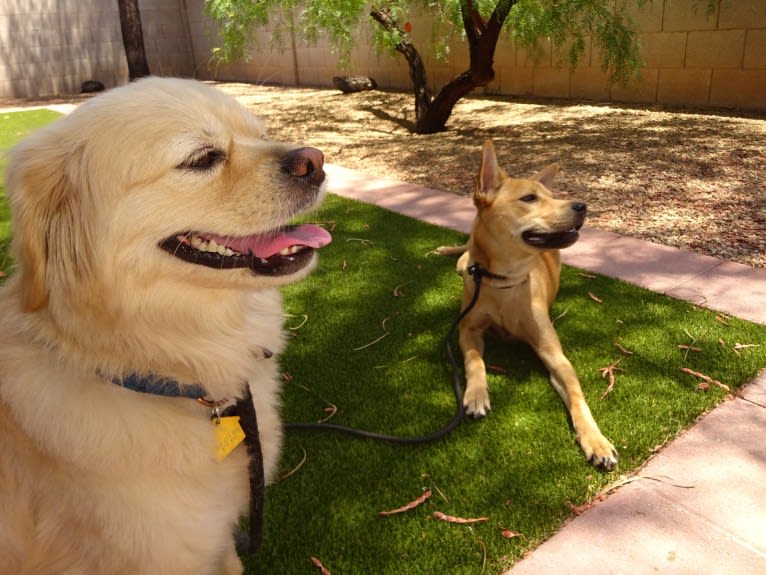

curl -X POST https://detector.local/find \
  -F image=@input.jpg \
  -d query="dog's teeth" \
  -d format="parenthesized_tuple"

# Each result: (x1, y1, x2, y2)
(186, 235, 240, 257)
(278, 245, 303, 256)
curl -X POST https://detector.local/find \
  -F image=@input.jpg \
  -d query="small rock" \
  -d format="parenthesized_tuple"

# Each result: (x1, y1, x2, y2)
(332, 76, 377, 94)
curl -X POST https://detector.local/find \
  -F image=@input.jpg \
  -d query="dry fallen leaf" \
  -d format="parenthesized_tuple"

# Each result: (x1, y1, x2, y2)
(353, 317, 390, 351)
(392, 281, 410, 297)
(734, 343, 759, 351)
(682, 367, 730, 391)
(566, 500, 592, 516)
(677, 344, 701, 352)
(433, 511, 489, 524)
(614, 342, 634, 356)
(599, 358, 625, 400)
(311, 556, 331, 575)
(649, 441, 667, 453)
(378, 490, 432, 516)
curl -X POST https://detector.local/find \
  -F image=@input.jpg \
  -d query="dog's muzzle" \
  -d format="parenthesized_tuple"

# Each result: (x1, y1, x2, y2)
(522, 202, 586, 249)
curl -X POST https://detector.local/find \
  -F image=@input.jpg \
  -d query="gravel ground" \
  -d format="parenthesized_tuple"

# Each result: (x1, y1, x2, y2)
(216, 82, 766, 269)
(4, 82, 764, 267)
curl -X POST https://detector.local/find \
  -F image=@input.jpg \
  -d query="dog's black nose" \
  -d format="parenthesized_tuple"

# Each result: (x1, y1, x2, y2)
(283, 147, 325, 186)
(571, 202, 587, 213)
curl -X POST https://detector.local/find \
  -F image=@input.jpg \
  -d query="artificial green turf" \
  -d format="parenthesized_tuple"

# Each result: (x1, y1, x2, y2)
(0, 109, 64, 273)
(1, 111, 764, 574)
(250, 194, 766, 575)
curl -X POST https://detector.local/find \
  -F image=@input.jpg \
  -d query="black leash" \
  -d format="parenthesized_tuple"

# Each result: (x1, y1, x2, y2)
(229, 387, 265, 554)
(105, 263, 500, 557)
(284, 263, 497, 445)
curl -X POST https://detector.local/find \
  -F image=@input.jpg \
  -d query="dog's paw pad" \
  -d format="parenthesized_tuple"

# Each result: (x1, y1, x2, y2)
(582, 438, 619, 471)
(463, 392, 491, 418)
(589, 451, 618, 472)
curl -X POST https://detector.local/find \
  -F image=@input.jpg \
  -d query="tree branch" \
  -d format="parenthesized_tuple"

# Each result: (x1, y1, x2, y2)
(461, 0, 485, 46)
(369, 8, 432, 122)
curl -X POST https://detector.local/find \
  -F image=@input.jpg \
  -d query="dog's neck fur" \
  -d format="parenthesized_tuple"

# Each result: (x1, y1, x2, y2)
(467, 233, 537, 287)
(3, 276, 283, 401)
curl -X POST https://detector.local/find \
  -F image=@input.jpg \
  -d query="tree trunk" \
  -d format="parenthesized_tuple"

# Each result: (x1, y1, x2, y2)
(370, 9, 432, 129)
(416, 71, 477, 134)
(118, 0, 150, 80)
(415, 0, 515, 133)
(370, 1, 516, 134)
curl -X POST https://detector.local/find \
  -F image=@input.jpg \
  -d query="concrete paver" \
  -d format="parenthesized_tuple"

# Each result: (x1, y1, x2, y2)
(505, 372, 766, 575)
(666, 260, 766, 325)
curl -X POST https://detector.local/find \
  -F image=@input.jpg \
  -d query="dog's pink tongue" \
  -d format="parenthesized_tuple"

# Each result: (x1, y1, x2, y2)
(220, 225, 332, 258)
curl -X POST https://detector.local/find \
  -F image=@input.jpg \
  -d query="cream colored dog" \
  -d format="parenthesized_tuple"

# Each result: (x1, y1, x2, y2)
(0, 78, 331, 574)
(438, 141, 617, 470)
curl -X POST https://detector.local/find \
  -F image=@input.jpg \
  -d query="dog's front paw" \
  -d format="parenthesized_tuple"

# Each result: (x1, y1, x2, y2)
(463, 387, 491, 418)
(579, 433, 618, 471)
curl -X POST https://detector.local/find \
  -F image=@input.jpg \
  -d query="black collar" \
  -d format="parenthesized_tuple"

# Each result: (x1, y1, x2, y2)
(467, 263, 529, 289)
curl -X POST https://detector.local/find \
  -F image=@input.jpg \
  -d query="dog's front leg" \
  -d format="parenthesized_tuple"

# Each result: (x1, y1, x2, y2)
(459, 322, 491, 417)
(532, 326, 618, 470)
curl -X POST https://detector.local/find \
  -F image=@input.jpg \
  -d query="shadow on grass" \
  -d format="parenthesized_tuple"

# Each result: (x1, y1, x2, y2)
(246, 194, 766, 575)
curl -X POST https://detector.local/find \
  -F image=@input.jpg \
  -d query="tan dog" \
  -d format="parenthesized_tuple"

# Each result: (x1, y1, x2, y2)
(438, 141, 617, 470)
(0, 78, 331, 573)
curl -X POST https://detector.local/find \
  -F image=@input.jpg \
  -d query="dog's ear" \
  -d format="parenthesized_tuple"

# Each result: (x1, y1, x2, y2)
(5, 133, 93, 311)
(475, 140, 505, 204)
(531, 163, 559, 189)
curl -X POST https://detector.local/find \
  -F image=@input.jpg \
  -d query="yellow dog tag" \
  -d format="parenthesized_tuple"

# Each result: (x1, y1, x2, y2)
(214, 416, 246, 462)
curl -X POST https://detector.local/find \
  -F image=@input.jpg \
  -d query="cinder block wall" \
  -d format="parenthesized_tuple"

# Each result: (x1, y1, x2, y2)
(0, 0, 193, 100)
(190, 0, 766, 111)
(1, 0, 763, 111)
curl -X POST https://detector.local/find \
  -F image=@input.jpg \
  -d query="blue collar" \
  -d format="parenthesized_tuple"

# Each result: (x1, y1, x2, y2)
(111, 372, 208, 400)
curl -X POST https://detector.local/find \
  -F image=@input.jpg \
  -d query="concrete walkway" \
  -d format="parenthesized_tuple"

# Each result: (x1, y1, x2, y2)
(326, 163, 766, 575)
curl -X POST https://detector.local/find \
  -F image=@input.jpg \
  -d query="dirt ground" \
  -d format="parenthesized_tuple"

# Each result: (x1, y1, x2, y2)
(5, 81, 764, 267)
(214, 82, 765, 269)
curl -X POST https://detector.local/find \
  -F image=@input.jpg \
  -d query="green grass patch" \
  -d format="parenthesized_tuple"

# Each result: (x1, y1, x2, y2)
(1, 111, 763, 574)
(0, 109, 63, 274)
(250, 194, 766, 575)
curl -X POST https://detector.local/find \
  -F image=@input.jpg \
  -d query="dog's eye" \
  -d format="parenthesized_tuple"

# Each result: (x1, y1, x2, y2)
(520, 194, 538, 203)
(179, 148, 226, 171)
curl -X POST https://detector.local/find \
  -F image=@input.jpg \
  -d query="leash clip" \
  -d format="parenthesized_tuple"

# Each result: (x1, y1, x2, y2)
(467, 263, 484, 285)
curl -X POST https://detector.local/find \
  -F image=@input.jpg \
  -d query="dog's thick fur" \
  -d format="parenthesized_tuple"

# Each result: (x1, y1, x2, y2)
(438, 141, 617, 470)
(0, 78, 330, 574)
